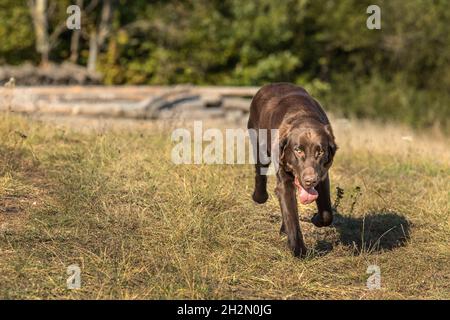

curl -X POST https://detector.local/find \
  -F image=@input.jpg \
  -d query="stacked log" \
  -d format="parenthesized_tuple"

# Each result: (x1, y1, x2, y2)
(0, 63, 102, 86)
(0, 84, 258, 121)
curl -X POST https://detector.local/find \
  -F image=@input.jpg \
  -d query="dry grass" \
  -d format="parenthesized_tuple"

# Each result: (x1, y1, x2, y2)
(0, 112, 449, 299)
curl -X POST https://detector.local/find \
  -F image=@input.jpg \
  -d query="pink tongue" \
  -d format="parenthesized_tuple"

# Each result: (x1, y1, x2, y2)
(294, 176, 319, 205)
(298, 186, 318, 205)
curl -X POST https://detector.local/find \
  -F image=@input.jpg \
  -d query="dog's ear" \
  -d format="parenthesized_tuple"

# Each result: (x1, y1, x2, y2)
(279, 134, 289, 165)
(275, 124, 291, 167)
(324, 124, 337, 167)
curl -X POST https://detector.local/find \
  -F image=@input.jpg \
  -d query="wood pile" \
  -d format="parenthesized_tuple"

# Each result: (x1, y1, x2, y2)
(0, 84, 258, 121)
(0, 63, 102, 86)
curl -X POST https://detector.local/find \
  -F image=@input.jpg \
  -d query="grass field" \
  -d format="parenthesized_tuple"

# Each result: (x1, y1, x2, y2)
(0, 112, 449, 299)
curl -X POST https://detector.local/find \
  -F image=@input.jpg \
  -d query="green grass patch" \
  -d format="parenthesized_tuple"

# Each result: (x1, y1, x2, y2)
(0, 114, 449, 299)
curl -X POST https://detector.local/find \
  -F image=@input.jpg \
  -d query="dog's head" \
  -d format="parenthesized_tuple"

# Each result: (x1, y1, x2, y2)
(279, 123, 337, 204)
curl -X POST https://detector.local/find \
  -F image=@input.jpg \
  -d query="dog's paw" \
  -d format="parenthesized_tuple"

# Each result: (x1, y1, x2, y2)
(279, 223, 286, 235)
(293, 245, 309, 258)
(311, 211, 333, 227)
(252, 191, 269, 204)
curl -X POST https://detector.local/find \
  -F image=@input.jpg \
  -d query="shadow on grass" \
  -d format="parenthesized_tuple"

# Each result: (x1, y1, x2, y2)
(315, 211, 410, 254)
(0, 143, 38, 176)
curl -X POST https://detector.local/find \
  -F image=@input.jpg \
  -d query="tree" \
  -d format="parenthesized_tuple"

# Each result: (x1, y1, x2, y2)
(29, 0, 50, 65)
(87, 0, 115, 73)
(69, 0, 83, 63)
(29, 0, 74, 66)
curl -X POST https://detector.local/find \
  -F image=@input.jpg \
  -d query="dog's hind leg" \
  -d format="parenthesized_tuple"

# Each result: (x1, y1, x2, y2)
(253, 163, 269, 203)
(252, 144, 270, 204)
(249, 127, 270, 204)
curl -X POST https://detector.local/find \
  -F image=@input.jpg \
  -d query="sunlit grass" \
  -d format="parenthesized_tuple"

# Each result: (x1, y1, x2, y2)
(0, 113, 449, 299)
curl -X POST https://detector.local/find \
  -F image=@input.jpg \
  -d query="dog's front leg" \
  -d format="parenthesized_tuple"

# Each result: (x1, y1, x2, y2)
(312, 173, 333, 227)
(275, 169, 308, 257)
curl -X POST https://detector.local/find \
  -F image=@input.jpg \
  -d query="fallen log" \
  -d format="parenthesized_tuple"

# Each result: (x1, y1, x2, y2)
(159, 108, 226, 119)
(1, 86, 258, 100)
(0, 62, 102, 86)
(136, 85, 197, 119)
(0, 85, 258, 120)
(222, 97, 252, 112)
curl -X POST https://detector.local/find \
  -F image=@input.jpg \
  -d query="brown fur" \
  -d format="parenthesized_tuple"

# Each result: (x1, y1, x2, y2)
(248, 83, 337, 257)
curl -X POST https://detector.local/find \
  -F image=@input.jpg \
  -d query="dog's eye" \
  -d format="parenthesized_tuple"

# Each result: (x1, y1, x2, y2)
(315, 149, 324, 159)
(294, 146, 304, 154)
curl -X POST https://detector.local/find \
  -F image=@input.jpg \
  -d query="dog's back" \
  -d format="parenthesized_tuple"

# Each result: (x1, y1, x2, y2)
(248, 83, 329, 130)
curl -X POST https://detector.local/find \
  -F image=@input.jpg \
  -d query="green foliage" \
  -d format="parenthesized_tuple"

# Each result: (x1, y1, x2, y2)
(1, 0, 449, 131)
(0, 0, 36, 64)
(322, 74, 450, 131)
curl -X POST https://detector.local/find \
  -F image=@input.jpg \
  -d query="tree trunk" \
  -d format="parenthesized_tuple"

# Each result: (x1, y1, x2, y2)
(70, 29, 81, 63)
(97, 0, 113, 46)
(70, 0, 83, 63)
(86, 0, 114, 73)
(29, 0, 50, 66)
(87, 30, 98, 73)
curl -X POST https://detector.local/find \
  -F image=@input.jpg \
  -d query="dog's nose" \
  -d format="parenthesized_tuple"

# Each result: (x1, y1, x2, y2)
(303, 175, 318, 188)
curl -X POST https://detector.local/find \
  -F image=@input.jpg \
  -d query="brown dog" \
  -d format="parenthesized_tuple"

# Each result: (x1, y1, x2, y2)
(248, 83, 337, 257)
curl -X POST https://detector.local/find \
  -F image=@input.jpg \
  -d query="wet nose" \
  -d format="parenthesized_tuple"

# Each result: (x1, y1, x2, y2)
(303, 174, 318, 188)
